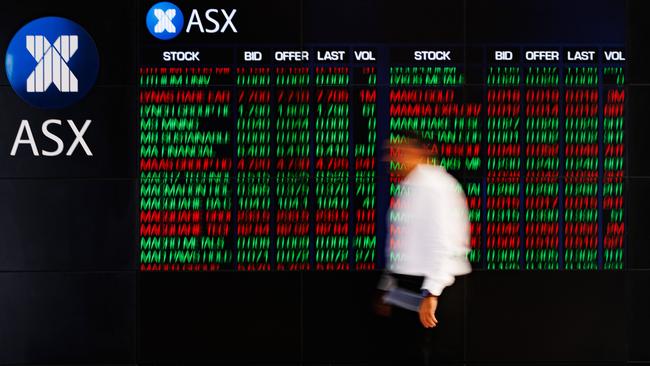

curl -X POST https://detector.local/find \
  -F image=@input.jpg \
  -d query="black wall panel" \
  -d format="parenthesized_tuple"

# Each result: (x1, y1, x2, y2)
(138, 272, 302, 364)
(467, 272, 626, 363)
(0, 179, 136, 271)
(0, 273, 135, 364)
(628, 271, 650, 362)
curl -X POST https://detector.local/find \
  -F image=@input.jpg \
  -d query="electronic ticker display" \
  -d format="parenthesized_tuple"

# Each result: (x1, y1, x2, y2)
(138, 1, 625, 272)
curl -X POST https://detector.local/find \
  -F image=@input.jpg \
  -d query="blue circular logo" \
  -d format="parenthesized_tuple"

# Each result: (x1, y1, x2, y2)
(146, 2, 184, 40)
(5, 17, 99, 109)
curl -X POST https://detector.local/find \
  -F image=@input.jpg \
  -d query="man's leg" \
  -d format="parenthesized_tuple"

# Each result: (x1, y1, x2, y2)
(391, 306, 432, 366)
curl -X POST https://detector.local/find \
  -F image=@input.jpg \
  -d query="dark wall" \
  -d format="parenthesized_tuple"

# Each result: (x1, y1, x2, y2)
(625, 0, 650, 363)
(1, 0, 650, 365)
(137, 272, 632, 365)
(0, 0, 137, 364)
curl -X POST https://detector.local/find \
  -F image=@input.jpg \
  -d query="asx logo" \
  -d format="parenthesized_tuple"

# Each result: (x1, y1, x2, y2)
(5, 16, 99, 109)
(5, 17, 98, 156)
(146, 1, 238, 40)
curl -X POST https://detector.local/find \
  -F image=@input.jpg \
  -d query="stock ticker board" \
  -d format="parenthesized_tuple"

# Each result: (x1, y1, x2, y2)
(137, 1, 626, 272)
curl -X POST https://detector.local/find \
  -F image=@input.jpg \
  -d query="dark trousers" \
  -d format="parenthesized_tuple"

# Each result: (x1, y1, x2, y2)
(373, 274, 440, 366)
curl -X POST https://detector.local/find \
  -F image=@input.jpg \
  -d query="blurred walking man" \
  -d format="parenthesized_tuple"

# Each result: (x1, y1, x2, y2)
(374, 133, 471, 365)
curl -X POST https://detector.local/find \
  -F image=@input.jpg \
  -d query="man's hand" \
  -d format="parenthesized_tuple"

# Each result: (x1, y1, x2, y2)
(418, 295, 438, 328)
(372, 290, 392, 317)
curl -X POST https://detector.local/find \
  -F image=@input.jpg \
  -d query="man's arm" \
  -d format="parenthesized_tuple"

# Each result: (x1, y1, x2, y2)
(418, 183, 467, 327)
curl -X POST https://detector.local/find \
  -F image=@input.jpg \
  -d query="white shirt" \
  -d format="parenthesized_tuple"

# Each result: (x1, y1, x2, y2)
(381, 164, 471, 296)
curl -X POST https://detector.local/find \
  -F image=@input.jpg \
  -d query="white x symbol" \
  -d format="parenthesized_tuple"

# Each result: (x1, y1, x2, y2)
(25, 35, 78, 93)
(154, 8, 177, 33)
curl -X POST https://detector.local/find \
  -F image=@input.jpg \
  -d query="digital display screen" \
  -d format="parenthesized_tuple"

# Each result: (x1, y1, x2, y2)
(138, 0, 625, 272)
